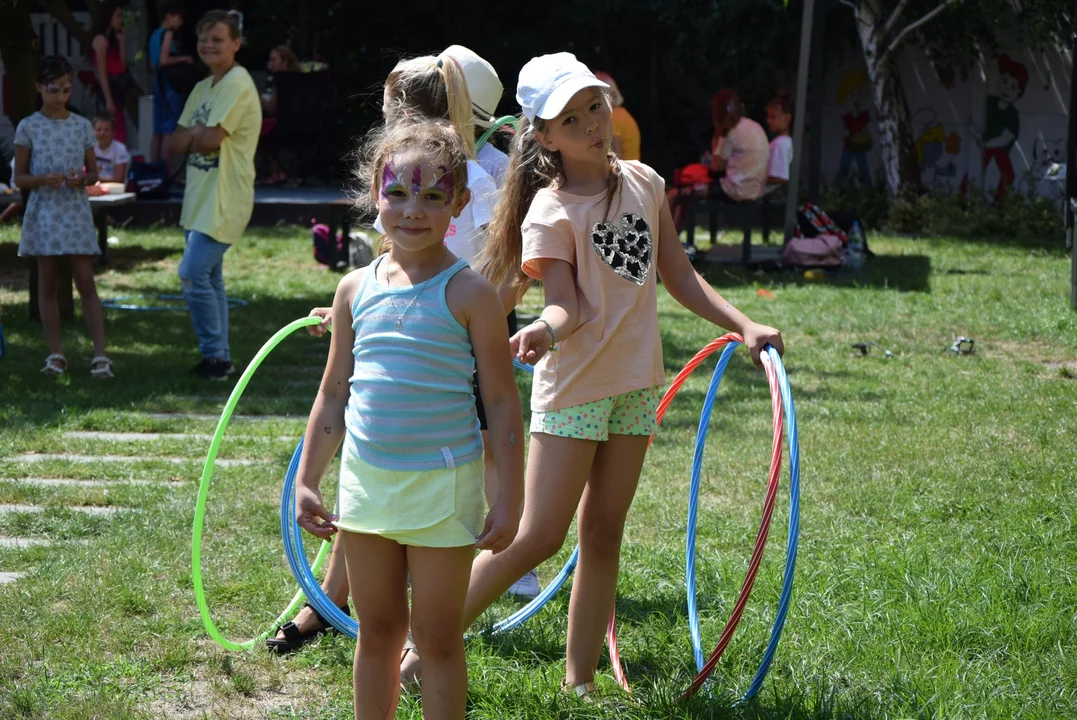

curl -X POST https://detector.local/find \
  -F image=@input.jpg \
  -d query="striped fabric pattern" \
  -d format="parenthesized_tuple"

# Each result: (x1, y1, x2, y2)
(344, 255, 483, 470)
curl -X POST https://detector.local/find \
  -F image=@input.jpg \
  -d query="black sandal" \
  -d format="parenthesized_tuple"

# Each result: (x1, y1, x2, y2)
(265, 602, 349, 654)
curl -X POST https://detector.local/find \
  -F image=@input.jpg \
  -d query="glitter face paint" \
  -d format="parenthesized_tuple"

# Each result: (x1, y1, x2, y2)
(380, 160, 401, 201)
(379, 157, 456, 206)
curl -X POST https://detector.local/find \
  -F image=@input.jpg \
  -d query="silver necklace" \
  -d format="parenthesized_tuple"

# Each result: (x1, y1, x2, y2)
(383, 249, 449, 330)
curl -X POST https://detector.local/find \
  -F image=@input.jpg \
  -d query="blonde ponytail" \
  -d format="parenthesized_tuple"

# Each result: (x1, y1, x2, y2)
(435, 55, 477, 158)
(383, 55, 476, 158)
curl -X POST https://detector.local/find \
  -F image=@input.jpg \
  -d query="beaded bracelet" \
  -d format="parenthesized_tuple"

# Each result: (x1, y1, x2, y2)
(535, 318, 557, 351)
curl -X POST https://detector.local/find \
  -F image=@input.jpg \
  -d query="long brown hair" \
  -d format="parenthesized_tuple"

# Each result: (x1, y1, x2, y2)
(478, 90, 621, 301)
(271, 44, 300, 72)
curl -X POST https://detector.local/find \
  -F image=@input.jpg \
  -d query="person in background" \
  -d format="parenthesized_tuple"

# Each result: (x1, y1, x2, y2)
(14, 56, 112, 379)
(667, 89, 768, 232)
(258, 45, 300, 185)
(172, 10, 261, 380)
(765, 90, 793, 193)
(0, 157, 24, 223)
(90, 1, 140, 143)
(261, 44, 300, 117)
(594, 71, 640, 161)
(93, 114, 130, 183)
(149, 0, 195, 165)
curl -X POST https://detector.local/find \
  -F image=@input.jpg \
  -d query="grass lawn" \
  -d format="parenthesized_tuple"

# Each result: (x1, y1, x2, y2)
(1, 225, 1075, 719)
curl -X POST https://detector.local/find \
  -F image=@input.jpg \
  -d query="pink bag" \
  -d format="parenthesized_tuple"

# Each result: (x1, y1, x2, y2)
(782, 233, 843, 267)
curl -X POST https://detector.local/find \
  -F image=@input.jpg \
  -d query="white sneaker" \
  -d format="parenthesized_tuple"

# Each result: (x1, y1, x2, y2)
(506, 569, 540, 601)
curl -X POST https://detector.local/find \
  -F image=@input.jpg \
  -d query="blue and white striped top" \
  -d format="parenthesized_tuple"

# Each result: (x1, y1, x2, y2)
(344, 254, 482, 471)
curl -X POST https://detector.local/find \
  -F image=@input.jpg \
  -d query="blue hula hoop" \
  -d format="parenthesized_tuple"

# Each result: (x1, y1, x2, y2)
(686, 342, 740, 670)
(103, 293, 249, 312)
(683, 344, 800, 702)
(280, 357, 581, 639)
(0, 321, 6, 358)
(741, 346, 800, 702)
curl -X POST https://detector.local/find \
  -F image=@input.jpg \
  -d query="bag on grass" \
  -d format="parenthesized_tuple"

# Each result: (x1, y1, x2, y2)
(794, 202, 847, 244)
(312, 222, 343, 266)
(782, 233, 843, 267)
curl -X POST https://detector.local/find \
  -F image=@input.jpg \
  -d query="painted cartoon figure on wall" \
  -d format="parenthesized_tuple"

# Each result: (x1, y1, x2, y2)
(913, 108, 963, 192)
(836, 71, 873, 186)
(981, 54, 1028, 204)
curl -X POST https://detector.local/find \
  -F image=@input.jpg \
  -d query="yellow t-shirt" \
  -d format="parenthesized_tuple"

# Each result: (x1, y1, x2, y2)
(612, 107, 641, 161)
(520, 160, 666, 412)
(179, 67, 261, 245)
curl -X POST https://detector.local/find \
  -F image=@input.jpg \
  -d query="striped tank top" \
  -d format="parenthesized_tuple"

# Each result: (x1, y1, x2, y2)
(344, 254, 482, 471)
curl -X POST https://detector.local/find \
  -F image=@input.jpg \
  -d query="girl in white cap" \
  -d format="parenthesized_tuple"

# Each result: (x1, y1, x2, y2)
(401, 52, 785, 702)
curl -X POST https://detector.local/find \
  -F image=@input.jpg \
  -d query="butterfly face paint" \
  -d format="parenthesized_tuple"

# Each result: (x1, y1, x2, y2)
(380, 158, 403, 202)
(378, 155, 457, 208)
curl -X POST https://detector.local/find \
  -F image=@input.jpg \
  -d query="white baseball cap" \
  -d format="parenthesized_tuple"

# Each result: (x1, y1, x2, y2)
(516, 52, 609, 123)
(442, 45, 503, 128)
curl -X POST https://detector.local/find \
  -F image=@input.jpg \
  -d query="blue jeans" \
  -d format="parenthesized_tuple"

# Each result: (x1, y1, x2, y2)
(179, 230, 231, 361)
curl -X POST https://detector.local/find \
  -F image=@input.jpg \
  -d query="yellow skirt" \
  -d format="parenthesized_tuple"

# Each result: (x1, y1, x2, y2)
(336, 445, 484, 548)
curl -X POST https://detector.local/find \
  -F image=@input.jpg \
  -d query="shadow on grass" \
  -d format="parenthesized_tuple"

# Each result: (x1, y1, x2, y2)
(0, 282, 338, 425)
(694, 253, 932, 294)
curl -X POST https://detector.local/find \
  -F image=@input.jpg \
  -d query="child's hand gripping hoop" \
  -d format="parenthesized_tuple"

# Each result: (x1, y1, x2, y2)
(604, 336, 801, 704)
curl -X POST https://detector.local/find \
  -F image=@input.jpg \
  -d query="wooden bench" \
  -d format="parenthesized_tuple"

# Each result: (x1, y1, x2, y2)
(683, 191, 786, 264)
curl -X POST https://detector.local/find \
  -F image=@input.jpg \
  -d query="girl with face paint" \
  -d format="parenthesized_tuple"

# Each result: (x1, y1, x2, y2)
(293, 119, 523, 720)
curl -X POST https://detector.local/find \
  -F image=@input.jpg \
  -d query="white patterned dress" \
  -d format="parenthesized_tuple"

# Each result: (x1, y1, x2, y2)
(15, 112, 98, 257)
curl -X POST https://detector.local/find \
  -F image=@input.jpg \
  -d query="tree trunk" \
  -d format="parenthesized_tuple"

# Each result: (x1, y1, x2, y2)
(867, 56, 923, 196)
(0, 0, 42, 129)
(853, 0, 924, 196)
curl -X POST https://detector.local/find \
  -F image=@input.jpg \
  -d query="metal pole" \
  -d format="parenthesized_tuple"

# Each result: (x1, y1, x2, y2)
(807, 0, 828, 202)
(1069, 22, 1077, 309)
(785, 0, 817, 240)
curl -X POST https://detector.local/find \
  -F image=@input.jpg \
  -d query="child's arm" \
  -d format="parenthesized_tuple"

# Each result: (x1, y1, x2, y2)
(295, 269, 364, 539)
(92, 36, 116, 114)
(13, 146, 63, 190)
(159, 30, 193, 65)
(655, 198, 784, 367)
(78, 148, 99, 186)
(111, 160, 128, 183)
(448, 270, 524, 551)
(512, 258, 576, 365)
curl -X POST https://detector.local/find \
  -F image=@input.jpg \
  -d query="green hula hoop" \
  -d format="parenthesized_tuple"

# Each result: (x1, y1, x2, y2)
(191, 315, 331, 651)
(476, 115, 520, 152)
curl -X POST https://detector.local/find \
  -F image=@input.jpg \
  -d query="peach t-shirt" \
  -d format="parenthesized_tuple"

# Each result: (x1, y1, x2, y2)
(521, 160, 666, 412)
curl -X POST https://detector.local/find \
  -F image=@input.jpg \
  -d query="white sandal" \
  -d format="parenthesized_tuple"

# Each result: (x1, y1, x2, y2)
(90, 356, 114, 380)
(41, 353, 67, 375)
(399, 635, 419, 694)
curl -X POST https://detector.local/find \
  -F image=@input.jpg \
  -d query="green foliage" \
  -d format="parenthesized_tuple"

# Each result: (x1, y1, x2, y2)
(818, 183, 1065, 243)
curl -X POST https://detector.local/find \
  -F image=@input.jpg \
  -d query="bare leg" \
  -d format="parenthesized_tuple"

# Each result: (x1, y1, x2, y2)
(340, 531, 409, 720)
(565, 434, 649, 686)
(408, 544, 475, 720)
(463, 433, 596, 627)
(36, 256, 65, 358)
(400, 433, 596, 683)
(70, 255, 107, 358)
(274, 539, 350, 638)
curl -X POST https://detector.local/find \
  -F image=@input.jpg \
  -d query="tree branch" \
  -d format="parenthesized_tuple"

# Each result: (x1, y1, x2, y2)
(880, 0, 911, 39)
(33, 0, 91, 49)
(875, 0, 962, 70)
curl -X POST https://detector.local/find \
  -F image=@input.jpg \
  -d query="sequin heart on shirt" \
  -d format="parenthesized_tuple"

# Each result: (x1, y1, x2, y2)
(590, 212, 653, 285)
